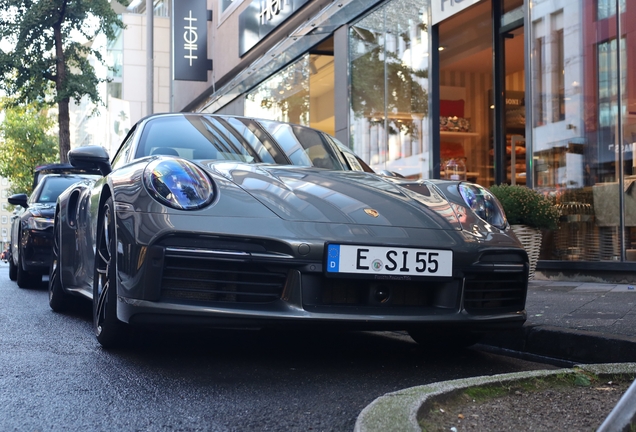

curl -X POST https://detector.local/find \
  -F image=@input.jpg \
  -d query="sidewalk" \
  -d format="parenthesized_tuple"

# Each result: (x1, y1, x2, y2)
(482, 279, 636, 364)
(525, 279, 636, 339)
(355, 279, 636, 431)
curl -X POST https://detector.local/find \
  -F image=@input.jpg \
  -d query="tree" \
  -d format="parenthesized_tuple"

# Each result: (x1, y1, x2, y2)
(0, 101, 59, 195)
(0, 0, 125, 163)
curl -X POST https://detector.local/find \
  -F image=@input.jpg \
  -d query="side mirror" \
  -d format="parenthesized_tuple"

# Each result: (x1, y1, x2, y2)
(68, 146, 112, 176)
(8, 193, 28, 208)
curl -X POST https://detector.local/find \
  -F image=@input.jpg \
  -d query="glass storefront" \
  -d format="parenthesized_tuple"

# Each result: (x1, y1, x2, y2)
(349, 0, 430, 178)
(205, 0, 636, 269)
(529, 0, 635, 262)
(245, 57, 311, 126)
(244, 40, 335, 136)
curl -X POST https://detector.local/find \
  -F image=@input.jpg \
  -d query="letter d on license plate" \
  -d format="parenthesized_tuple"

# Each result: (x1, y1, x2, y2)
(326, 244, 452, 277)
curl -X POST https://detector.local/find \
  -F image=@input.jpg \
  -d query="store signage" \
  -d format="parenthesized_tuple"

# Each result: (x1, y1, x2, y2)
(238, 0, 310, 56)
(432, 0, 483, 25)
(173, 0, 213, 81)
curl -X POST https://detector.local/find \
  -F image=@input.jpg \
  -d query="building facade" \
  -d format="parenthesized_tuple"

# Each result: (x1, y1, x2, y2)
(0, 177, 12, 252)
(164, 0, 635, 280)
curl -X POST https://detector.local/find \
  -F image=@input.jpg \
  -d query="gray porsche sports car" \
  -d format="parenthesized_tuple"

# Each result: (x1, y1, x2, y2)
(49, 113, 528, 348)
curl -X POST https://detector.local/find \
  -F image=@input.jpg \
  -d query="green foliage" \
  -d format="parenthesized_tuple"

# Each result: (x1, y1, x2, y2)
(0, 0, 126, 161)
(489, 184, 560, 230)
(0, 101, 59, 195)
(0, 0, 124, 105)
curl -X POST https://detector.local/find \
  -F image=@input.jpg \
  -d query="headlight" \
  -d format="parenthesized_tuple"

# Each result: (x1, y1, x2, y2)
(143, 158, 215, 210)
(458, 183, 507, 229)
(27, 216, 54, 230)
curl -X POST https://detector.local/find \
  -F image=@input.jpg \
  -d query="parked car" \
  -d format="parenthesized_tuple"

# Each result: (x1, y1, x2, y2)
(8, 173, 99, 287)
(31, 162, 102, 190)
(49, 113, 529, 348)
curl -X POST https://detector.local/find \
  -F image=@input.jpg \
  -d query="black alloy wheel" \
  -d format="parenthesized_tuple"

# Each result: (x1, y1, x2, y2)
(16, 240, 40, 289)
(9, 253, 17, 281)
(93, 197, 126, 348)
(49, 211, 74, 312)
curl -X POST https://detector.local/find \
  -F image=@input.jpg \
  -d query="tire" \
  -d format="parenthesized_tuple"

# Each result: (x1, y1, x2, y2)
(49, 212, 74, 312)
(16, 253, 40, 289)
(93, 197, 127, 348)
(408, 329, 481, 350)
(9, 255, 17, 281)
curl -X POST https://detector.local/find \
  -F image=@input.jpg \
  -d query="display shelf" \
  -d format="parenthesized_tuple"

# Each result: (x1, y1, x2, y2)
(440, 131, 480, 138)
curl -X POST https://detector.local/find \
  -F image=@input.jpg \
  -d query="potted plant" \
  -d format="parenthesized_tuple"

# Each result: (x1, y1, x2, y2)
(489, 184, 560, 280)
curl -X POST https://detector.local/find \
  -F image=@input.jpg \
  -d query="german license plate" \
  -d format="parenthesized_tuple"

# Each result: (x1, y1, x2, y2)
(325, 244, 452, 277)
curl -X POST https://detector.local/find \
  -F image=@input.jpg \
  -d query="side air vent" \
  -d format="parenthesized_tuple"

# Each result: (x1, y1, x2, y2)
(160, 255, 287, 304)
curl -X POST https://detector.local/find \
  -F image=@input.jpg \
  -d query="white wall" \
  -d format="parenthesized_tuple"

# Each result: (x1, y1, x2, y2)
(122, 13, 171, 124)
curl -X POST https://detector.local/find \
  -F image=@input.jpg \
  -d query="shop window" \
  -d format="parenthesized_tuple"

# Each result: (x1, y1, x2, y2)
(1, 216, 6, 224)
(245, 57, 310, 126)
(598, 38, 627, 130)
(529, 0, 636, 263)
(532, 33, 545, 127)
(349, 0, 430, 178)
(218, 0, 244, 25)
(597, 0, 626, 20)
(532, 12, 565, 127)
(552, 23, 565, 123)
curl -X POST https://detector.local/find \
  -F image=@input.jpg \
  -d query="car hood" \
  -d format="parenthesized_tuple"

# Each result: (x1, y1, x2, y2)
(207, 163, 461, 230)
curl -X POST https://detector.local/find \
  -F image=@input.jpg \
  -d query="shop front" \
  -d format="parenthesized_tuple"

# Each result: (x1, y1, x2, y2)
(188, 0, 636, 279)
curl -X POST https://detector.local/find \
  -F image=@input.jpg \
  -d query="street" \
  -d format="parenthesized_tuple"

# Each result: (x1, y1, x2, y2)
(0, 263, 553, 431)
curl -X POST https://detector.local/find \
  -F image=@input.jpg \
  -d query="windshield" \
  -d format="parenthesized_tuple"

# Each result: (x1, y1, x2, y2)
(134, 115, 354, 171)
(33, 176, 88, 204)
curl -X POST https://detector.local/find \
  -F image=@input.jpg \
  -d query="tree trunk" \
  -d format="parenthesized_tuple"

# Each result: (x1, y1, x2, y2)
(53, 5, 70, 163)
(58, 98, 71, 163)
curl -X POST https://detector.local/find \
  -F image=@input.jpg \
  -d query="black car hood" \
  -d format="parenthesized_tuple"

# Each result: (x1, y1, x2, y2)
(208, 163, 461, 230)
(26, 203, 56, 218)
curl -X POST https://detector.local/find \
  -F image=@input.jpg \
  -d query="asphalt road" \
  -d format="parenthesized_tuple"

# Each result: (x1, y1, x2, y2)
(0, 263, 554, 431)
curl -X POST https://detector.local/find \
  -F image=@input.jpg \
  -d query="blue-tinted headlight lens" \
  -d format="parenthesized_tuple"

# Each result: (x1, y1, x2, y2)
(143, 158, 215, 210)
(458, 183, 506, 229)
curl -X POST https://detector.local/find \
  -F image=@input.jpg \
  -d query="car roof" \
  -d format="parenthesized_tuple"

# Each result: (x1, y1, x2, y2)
(32, 163, 102, 190)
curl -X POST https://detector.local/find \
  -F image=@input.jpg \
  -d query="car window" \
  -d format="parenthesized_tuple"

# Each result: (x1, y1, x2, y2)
(135, 115, 261, 163)
(258, 121, 346, 170)
(214, 117, 278, 164)
(111, 126, 137, 170)
(324, 135, 375, 173)
(32, 176, 87, 203)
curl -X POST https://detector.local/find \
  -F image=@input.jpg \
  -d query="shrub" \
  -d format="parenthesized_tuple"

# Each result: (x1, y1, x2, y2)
(489, 184, 560, 230)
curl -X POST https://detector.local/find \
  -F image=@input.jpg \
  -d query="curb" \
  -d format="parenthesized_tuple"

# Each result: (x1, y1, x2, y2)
(354, 363, 636, 432)
(480, 324, 636, 364)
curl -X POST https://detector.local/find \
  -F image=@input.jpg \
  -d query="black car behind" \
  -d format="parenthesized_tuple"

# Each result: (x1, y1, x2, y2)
(9, 174, 98, 287)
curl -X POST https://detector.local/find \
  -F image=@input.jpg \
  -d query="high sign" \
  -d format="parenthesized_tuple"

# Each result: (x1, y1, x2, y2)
(173, 0, 213, 81)
(431, 0, 482, 25)
(238, 0, 310, 57)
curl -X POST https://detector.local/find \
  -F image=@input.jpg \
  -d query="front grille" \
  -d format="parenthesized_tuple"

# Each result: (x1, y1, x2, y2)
(302, 274, 460, 311)
(320, 279, 431, 306)
(160, 256, 287, 304)
(463, 258, 528, 314)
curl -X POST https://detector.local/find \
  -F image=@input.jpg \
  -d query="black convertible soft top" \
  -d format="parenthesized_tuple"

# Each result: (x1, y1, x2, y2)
(32, 163, 102, 190)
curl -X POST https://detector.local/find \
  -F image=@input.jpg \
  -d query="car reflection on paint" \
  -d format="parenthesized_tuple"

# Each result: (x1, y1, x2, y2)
(49, 113, 529, 349)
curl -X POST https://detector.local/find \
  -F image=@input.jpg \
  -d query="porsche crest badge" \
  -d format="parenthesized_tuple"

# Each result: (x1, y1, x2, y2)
(364, 208, 379, 218)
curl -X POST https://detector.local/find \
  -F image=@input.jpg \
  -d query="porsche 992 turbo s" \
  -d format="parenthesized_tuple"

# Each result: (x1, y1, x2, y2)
(49, 113, 529, 348)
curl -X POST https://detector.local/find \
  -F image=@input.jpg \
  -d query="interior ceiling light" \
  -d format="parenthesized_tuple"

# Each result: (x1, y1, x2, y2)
(438, 46, 446, 51)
